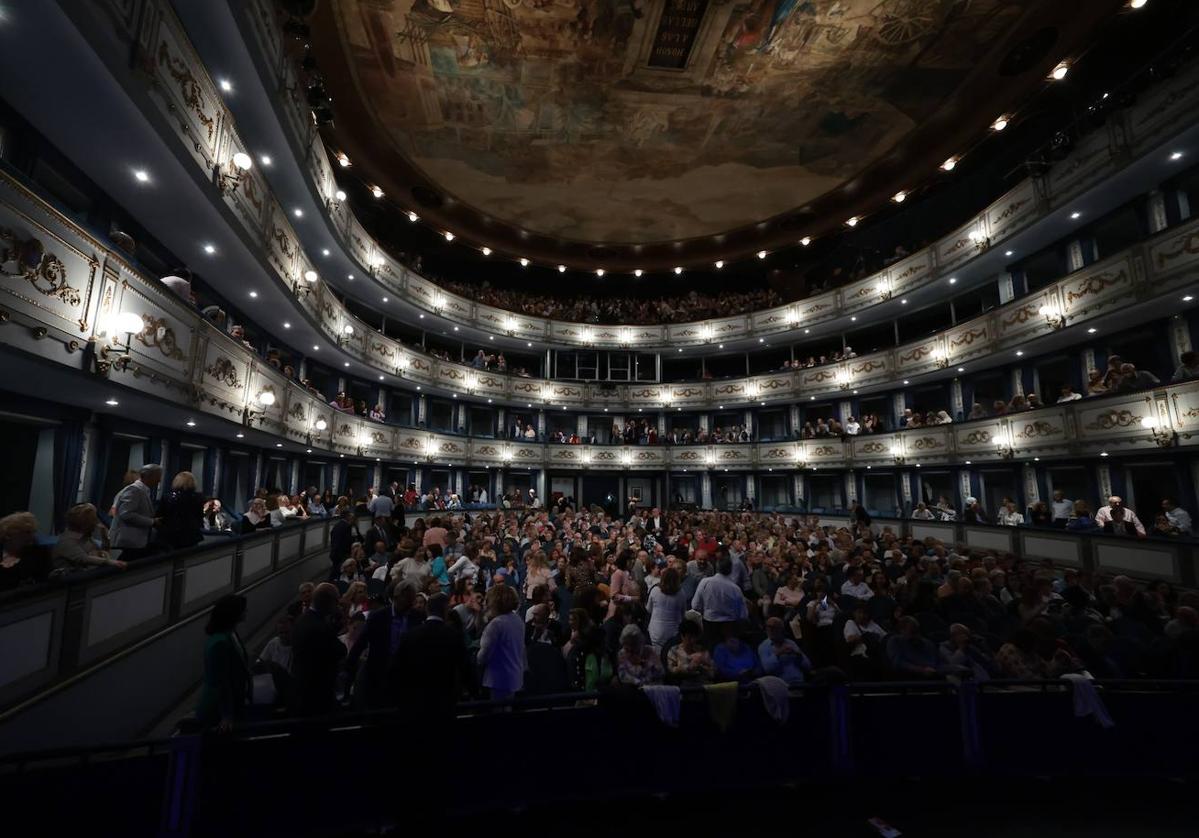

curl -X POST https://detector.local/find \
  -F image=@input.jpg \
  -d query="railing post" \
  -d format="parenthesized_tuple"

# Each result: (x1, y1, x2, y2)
(828, 685, 853, 774)
(957, 681, 984, 772)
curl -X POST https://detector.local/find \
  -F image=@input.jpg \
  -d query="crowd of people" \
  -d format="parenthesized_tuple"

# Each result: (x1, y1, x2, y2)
(438, 281, 784, 326)
(186, 504, 1199, 732)
(914, 492, 1194, 538)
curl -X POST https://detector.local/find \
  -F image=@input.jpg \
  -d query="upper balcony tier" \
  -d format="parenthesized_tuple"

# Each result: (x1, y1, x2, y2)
(53, 0, 1199, 352)
(3, 164, 1199, 470)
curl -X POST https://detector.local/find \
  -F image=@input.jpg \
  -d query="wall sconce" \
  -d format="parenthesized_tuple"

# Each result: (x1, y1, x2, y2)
(368, 254, 385, 270)
(1038, 304, 1065, 329)
(307, 416, 329, 447)
(931, 346, 949, 369)
(423, 437, 438, 462)
(243, 387, 276, 426)
(504, 316, 517, 336)
(705, 452, 716, 467)
(396, 355, 410, 378)
(967, 229, 991, 250)
(501, 447, 514, 463)
(96, 310, 145, 374)
(784, 308, 799, 325)
(835, 369, 851, 390)
(216, 152, 253, 194)
(581, 449, 592, 465)
(582, 328, 594, 344)
(875, 279, 892, 300)
(890, 442, 905, 464)
(995, 429, 1014, 459)
(620, 450, 633, 466)
(432, 294, 446, 311)
(1141, 415, 1177, 447)
(293, 269, 318, 296)
(337, 323, 354, 347)
(465, 373, 478, 394)
(792, 448, 807, 468)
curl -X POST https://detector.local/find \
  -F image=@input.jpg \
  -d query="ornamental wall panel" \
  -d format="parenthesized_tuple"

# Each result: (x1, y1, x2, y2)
(936, 215, 986, 274)
(1059, 256, 1136, 321)
(145, 15, 223, 171)
(985, 180, 1038, 244)
(886, 251, 934, 297)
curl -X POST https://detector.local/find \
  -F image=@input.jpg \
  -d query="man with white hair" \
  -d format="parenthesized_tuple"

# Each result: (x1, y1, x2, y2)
(109, 464, 163, 560)
(1095, 496, 1146, 537)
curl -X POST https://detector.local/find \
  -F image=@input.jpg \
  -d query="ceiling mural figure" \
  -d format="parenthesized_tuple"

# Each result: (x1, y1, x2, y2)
(327, 0, 1031, 243)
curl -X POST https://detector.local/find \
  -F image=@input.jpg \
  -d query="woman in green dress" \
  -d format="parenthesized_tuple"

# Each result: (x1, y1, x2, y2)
(196, 594, 251, 732)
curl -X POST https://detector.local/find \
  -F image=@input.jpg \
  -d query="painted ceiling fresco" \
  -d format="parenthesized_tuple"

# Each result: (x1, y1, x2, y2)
(329, 0, 1033, 243)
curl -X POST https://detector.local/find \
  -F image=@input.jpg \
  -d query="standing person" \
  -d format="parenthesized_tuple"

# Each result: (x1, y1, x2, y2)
(388, 593, 469, 715)
(157, 471, 205, 550)
(347, 583, 417, 709)
(109, 464, 163, 560)
(290, 583, 347, 716)
(195, 595, 251, 732)
(328, 508, 357, 581)
(477, 584, 526, 701)
(691, 557, 748, 647)
(647, 567, 688, 648)
(1050, 491, 1074, 527)
(1095, 496, 1147, 537)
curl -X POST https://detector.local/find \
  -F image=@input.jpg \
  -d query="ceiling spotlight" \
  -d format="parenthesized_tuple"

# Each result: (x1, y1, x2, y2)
(249, 291, 258, 298)
(634, 269, 643, 277)
(293, 208, 303, 218)
(219, 79, 232, 92)
(1130, 0, 1148, 7)
(481, 247, 491, 256)
(379, 375, 385, 380)
(714, 261, 723, 269)
(337, 153, 351, 167)
(1016, 350, 1024, 356)
(845, 216, 860, 227)
(321, 248, 330, 256)
(1050, 62, 1070, 81)
(674, 266, 683, 275)
(520, 258, 529, 267)
(283, 322, 291, 329)
(105, 398, 119, 406)
(134, 169, 149, 183)
(991, 116, 1009, 132)
(372, 186, 384, 199)
(203, 244, 216, 255)
(343, 362, 350, 367)
(1070, 211, 1081, 220)
(313, 344, 320, 351)
(186, 419, 196, 427)
(892, 191, 906, 203)
(558, 265, 566, 273)
(275, 442, 283, 448)
(800, 237, 811, 246)
(382, 296, 388, 302)
(334, 190, 346, 202)
(1170, 151, 1183, 161)
(948, 277, 957, 284)
(1184, 295, 1194, 302)
(757, 250, 767, 259)
(941, 156, 958, 171)
(1087, 327, 1097, 334)
(405, 211, 418, 223)
(236, 433, 244, 439)
(443, 231, 455, 242)
(596, 269, 605, 277)
(260, 155, 272, 166)
(1005, 250, 1014, 257)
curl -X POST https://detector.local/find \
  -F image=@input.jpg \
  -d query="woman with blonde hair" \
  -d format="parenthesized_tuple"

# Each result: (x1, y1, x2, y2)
(478, 583, 525, 700)
(522, 551, 555, 599)
(241, 497, 270, 534)
(340, 580, 369, 618)
(158, 471, 204, 549)
(53, 503, 126, 571)
(0, 512, 50, 590)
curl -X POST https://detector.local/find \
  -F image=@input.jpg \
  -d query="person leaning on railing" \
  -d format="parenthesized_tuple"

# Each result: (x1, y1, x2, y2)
(52, 503, 126, 572)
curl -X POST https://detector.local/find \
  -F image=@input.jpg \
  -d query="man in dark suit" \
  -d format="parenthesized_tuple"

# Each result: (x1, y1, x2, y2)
(328, 509, 357, 580)
(647, 506, 665, 535)
(388, 593, 469, 716)
(389, 482, 406, 530)
(289, 583, 346, 717)
(364, 516, 393, 553)
(347, 582, 419, 709)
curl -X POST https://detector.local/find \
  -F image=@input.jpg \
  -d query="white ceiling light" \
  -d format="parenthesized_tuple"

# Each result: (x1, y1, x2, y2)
(481, 247, 491, 256)
(372, 186, 384, 199)
(519, 258, 529, 267)
(674, 266, 683, 274)
(941, 156, 958, 171)
(596, 269, 605, 277)
(1070, 211, 1081, 220)
(186, 419, 196, 427)
(558, 265, 566, 273)
(105, 398, 119, 406)
(800, 237, 811, 246)
(134, 169, 149, 183)
(321, 248, 330, 256)
(714, 261, 723, 269)
(444, 231, 455, 241)
(259, 155, 272, 166)
(304, 270, 318, 283)
(406, 211, 418, 222)
(1130, 0, 1148, 7)
(757, 250, 767, 259)
(1170, 151, 1183, 161)
(219, 79, 232, 92)
(634, 269, 643, 277)
(232, 152, 252, 171)
(283, 322, 291, 329)
(293, 208, 303, 218)
(248, 291, 258, 299)
(845, 216, 860, 227)
(991, 116, 1009, 132)
(335, 190, 346, 201)
(892, 191, 906, 203)
(203, 244, 216, 255)
(337, 153, 351, 167)
(1050, 62, 1070, 81)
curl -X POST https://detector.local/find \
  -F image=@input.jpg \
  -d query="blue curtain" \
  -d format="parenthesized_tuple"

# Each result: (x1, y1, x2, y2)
(52, 422, 85, 530)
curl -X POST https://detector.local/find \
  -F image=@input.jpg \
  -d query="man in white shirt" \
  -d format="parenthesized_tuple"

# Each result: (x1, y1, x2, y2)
(844, 416, 861, 435)
(691, 557, 748, 645)
(1161, 498, 1193, 535)
(1094, 496, 1146, 537)
(844, 606, 887, 659)
(1050, 491, 1074, 526)
(1057, 385, 1083, 403)
(109, 463, 163, 560)
(840, 566, 873, 600)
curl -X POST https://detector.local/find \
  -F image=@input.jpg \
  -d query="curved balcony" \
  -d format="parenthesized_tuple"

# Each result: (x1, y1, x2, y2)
(2, 167, 1197, 474)
(2, 165, 1198, 422)
(71, 0, 1199, 351)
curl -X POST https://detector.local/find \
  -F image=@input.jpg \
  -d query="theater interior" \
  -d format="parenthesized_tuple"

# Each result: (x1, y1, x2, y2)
(1, 0, 1199, 834)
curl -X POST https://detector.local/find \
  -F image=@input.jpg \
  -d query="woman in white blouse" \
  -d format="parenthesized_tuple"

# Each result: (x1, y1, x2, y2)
(997, 501, 1025, 527)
